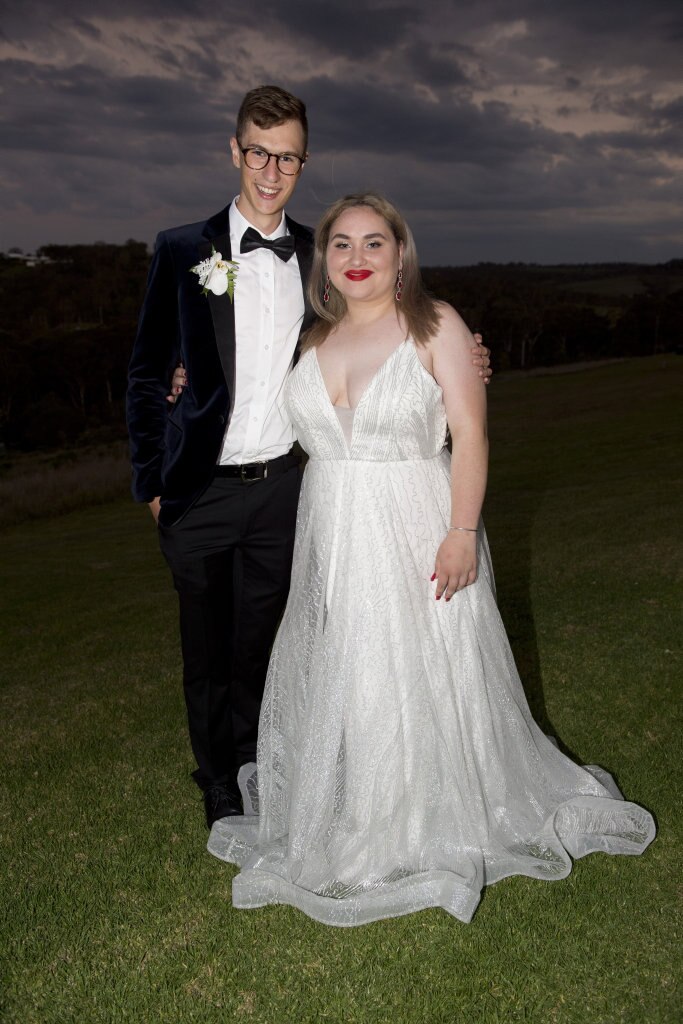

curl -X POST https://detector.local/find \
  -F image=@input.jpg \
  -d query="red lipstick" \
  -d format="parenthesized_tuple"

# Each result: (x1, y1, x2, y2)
(344, 270, 373, 281)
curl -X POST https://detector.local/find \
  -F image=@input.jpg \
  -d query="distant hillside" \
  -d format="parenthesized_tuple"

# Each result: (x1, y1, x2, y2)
(1, 245, 681, 451)
(422, 260, 683, 370)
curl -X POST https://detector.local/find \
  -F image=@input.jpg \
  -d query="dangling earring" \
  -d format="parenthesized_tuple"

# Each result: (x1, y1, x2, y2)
(323, 276, 331, 303)
(395, 266, 403, 302)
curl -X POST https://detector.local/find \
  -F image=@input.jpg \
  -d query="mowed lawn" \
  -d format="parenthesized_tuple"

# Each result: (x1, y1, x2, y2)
(1, 356, 681, 1024)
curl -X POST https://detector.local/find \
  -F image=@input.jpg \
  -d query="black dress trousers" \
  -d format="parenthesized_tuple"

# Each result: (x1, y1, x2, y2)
(157, 461, 302, 791)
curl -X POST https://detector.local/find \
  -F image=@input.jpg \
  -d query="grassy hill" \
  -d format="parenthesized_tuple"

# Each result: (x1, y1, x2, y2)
(1, 356, 681, 1024)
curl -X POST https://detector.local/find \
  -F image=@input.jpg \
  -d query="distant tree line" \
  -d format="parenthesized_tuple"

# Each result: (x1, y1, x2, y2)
(423, 261, 683, 371)
(1, 241, 149, 450)
(1, 242, 681, 451)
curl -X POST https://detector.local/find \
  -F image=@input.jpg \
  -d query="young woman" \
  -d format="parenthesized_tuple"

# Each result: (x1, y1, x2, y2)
(207, 192, 655, 926)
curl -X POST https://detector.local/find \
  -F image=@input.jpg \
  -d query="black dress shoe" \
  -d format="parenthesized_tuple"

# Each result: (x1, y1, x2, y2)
(203, 782, 243, 828)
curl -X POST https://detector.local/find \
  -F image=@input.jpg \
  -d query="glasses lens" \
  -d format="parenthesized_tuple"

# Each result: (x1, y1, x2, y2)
(276, 155, 302, 175)
(243, 148, 268, 170)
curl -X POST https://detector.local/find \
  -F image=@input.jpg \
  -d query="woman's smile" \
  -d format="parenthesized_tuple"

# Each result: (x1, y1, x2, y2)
(344, 269, 373, 281)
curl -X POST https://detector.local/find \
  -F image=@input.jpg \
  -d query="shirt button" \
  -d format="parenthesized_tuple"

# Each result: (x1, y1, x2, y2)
(260, 381, 266, 387)
(264, 345, 270, 351)
(264, 307, 270, 314)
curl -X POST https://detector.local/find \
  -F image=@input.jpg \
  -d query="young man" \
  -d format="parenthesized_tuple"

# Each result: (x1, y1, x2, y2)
(127, 85, 491, 829)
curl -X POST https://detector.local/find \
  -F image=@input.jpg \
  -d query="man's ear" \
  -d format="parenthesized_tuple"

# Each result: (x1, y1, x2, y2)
(229, 136, 241, 170)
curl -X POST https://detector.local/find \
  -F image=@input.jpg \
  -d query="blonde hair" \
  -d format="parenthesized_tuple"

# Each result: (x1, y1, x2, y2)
(302, 192, 442, 349)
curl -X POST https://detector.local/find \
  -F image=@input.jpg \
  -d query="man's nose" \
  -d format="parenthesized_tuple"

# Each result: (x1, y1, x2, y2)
(262, 155, 280, 181)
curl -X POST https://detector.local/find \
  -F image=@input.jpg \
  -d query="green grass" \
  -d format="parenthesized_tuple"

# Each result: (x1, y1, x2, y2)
(1, 356, 681, 1024)
(0, 442, 130, 529)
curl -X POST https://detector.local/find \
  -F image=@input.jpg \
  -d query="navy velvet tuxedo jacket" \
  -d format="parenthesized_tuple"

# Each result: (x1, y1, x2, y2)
(126, 204, 315, 527)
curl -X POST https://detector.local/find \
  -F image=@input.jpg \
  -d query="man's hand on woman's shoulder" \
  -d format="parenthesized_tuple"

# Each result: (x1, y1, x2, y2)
(471, 333, 492, 384)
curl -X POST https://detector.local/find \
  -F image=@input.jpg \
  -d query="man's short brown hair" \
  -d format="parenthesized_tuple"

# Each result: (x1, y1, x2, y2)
(236, 85, 308, 154)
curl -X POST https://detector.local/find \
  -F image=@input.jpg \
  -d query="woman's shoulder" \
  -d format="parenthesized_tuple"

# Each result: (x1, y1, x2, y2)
(426, 302, 471, 349)
(435, 300, 467, 328)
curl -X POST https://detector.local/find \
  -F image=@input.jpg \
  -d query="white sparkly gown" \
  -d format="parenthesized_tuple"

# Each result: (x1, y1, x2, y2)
(208, 340, 655, 926)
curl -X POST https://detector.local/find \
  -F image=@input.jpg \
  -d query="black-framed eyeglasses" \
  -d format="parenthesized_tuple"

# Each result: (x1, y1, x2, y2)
(238, 144, 305, 176)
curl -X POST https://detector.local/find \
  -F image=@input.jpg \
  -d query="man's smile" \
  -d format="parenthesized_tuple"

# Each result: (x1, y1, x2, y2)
(255, 184, 281, 200)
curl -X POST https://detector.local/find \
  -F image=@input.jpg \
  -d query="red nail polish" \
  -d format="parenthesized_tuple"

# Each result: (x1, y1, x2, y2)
(436, 594, 441, 600)
(430, 573, 436, 582)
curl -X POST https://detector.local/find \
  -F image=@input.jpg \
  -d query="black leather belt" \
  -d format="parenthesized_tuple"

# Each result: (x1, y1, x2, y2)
(213, 453, 300, 482)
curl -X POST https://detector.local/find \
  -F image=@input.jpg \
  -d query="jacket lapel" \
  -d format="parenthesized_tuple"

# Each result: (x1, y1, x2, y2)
(199, 208, 236, 409)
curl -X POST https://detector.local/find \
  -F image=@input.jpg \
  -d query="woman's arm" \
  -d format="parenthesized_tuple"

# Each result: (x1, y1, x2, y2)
(428, 303, 488, 601)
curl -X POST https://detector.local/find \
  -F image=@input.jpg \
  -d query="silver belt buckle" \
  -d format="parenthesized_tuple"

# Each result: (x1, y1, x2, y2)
(239, 461, 267, 481)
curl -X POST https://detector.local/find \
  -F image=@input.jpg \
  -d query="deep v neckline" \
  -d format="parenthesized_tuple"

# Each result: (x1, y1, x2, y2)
(313, 338, 408, 415)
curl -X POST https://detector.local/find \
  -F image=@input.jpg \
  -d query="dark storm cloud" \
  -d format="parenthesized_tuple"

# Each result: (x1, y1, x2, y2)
(71, 18, 102, 42)
(589, 91, 683, 144)
(0, 60, 227, 161)
(306, 76, 559, 163)
(251, 0, 419, 56)
(1, 0, 417, 54)
(521, 0, 681, 79)
(304, 77, 680, 210)
(416, 49, 470, 88)
(1, 0, 681, 262)
(302, 130, 678, 219)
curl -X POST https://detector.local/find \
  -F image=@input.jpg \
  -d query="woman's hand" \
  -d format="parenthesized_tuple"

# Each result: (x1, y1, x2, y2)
(432, 531, 478, 601)
(471, 333, 492, 384)
(166, 363, 188, 404)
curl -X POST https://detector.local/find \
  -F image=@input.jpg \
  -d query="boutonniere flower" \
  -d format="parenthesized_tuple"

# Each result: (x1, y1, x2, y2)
(190, 247, 238, 301)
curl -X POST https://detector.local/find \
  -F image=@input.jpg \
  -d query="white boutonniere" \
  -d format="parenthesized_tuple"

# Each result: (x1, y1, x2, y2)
(190, 247, 238, 301)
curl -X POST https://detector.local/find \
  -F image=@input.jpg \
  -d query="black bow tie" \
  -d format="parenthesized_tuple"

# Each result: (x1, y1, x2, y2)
(240, 227, 296, 262)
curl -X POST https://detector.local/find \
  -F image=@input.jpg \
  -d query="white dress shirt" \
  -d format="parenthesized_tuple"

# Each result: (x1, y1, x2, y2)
(218, 198, 305, 465)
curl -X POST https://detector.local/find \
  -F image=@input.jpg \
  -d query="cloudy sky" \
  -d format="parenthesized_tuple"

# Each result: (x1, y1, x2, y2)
(1, 0, 681, 263)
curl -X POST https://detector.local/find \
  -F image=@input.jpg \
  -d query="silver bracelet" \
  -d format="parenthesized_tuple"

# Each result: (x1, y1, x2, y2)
(448, 526, 477, 533)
